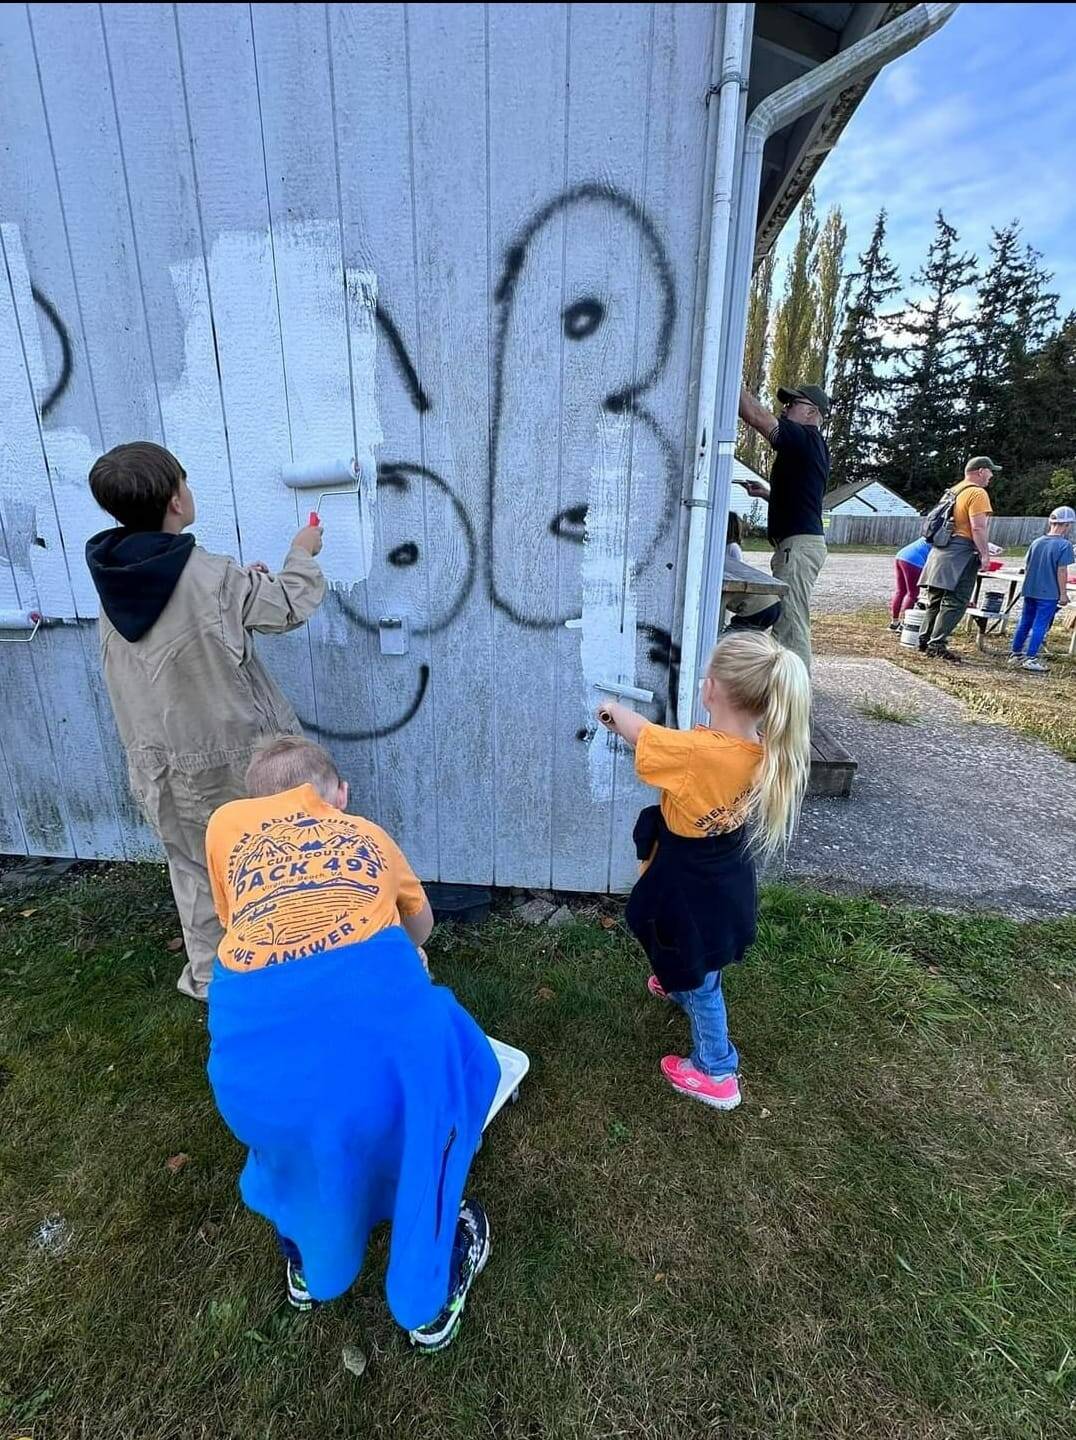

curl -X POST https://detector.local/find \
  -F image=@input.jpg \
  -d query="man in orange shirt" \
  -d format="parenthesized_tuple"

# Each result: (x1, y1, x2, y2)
(917, 457, 999, 664)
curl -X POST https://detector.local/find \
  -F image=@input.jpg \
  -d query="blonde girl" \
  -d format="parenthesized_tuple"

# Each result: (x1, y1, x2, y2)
(597, 631, 811, 1111)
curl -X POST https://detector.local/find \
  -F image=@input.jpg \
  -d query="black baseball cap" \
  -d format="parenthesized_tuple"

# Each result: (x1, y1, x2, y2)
(777, 383, 830, 417)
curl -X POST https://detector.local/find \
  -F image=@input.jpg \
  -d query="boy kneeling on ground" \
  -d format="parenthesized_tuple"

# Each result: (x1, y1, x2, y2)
(205, 736, 498, 1351)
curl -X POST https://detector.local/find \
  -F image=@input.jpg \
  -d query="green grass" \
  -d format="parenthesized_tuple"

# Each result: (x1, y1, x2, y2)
(1, 866, 1075, 1439)
(857, 700, 921, 725)
(815, 605, 1076, 762)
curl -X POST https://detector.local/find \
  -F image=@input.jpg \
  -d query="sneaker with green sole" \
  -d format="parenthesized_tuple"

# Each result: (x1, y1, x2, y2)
(286, 1259, 315, 1312)
(408, 1200, 491, 1352)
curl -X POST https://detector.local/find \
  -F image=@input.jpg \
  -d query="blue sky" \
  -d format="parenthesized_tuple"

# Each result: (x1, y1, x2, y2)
(774, 3, 1076, 316)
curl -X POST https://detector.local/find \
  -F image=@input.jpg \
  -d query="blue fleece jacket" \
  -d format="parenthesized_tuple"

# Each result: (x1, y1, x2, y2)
(207, 926, 498, 1327)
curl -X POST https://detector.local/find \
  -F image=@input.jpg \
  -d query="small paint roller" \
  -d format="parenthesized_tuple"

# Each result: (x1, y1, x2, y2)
(0, 609, 43, 643)
(593, 680, 654, 704)
(281, 455, 373, 524)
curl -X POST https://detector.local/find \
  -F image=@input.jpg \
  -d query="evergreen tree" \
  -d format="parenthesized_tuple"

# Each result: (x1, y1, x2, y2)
(827, 209, 901, 489)
(766, 189, 819, 409)
(737, 252, 776, 478)
(963, 223, 1058, 504)
(875, 212, 978, 510)
(1041, 466, 1076, 511)
(1029, 311, 1076, 463)
(811, 205, 847, 389)
(1007, 311, 1076, 510)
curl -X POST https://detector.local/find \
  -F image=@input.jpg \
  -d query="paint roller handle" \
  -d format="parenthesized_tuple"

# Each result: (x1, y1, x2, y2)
(594, 698, 646, 750)
(292, 521, 324, 558)
(308, 511, 320, 528)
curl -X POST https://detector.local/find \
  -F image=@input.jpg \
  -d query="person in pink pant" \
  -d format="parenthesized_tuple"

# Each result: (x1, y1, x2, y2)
(888, 536, 931, 631)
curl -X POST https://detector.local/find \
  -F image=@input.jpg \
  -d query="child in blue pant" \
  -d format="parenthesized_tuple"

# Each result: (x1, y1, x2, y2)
(1010, 507, 1075, 673)
(598, 631, 811, 1112)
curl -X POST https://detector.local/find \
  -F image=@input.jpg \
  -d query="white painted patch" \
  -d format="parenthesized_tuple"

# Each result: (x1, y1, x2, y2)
(580, 410, 636, 802)
(160, 252, 240, 558)
(269, 224, 381, 591)
(1, 223, 99, 619)
(3, 217, 385, 620)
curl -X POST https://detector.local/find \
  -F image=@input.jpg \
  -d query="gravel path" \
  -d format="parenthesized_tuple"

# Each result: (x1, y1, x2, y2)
(781, 657, 1076, 920)
(811, 552, 895, 614)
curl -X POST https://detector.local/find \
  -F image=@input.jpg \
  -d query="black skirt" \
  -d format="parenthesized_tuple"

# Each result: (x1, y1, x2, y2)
(624, 805, 757, 994)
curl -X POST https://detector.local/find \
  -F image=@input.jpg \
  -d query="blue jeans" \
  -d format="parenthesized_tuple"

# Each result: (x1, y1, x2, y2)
(668, 970, 739, 1078)
(1012, 596, 1058, 658)
(277, 1233, 303, 1267)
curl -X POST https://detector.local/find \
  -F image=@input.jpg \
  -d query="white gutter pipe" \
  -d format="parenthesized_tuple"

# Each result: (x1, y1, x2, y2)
(677, 1, 752, 728)
(679, 1, 960, 726)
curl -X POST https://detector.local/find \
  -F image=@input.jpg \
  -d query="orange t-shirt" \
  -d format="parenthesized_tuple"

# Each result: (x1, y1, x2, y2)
(634, 722, 763, 838)
(951, 481, 992, 541)
(206, 784, 427, 972)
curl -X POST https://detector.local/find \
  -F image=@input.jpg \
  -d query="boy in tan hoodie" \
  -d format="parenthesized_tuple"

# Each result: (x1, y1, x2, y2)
(85, 442, 325, 1000)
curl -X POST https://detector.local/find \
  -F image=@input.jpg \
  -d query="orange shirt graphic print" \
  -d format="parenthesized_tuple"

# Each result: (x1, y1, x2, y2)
(228, 813, 387, 954)
(207, 785, 427, 971)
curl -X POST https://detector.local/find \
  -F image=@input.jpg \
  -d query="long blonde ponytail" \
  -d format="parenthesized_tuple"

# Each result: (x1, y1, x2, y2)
(708, 633, 811, 861)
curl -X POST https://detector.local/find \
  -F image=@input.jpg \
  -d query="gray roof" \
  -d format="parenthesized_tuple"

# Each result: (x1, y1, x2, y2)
(749, 3, 908, 262)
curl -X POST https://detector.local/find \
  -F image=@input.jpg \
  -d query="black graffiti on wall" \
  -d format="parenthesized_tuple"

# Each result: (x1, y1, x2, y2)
(30, 184, 687, 744)
(488, 182, 680, 630)
(32, 287, 72, 418)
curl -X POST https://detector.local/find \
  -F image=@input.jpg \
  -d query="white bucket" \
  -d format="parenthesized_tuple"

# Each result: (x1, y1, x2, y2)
(483, 1037, 529, 1130)
(900, 606, 927, 649)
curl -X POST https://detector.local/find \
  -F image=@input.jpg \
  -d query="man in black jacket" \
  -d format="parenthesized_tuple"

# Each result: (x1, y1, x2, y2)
(738, 382, 831, 673)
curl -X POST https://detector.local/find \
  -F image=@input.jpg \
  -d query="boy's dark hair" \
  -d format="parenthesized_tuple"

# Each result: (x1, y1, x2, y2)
(726, 511, 742, 547)
(88, 442, 185, 531)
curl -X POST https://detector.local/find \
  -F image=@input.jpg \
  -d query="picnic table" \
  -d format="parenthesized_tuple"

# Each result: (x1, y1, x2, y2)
(965, 567, 1076, 655)
(964, 567, 1024, 650)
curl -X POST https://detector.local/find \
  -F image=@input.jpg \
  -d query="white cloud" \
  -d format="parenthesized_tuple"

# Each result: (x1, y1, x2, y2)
(792, 5, 1076, 313)
(881, 63, 923, 109)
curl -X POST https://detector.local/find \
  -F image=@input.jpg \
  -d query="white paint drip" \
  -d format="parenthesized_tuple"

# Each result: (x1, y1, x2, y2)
(580, 410, 636, 802)
(338, 267, 382, 586)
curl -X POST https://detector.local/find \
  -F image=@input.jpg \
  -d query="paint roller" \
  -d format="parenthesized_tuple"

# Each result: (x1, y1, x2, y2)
(281, 454, 374, 526)
(0, 609, 43, 643)
(594, 680, 654, 732)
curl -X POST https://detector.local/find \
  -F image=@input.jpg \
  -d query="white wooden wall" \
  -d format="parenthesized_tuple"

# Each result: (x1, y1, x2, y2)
(0, 2, 718, 890)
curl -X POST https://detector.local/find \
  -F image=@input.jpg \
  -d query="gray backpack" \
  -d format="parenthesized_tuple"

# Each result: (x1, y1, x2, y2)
(921, 483, 969, 548)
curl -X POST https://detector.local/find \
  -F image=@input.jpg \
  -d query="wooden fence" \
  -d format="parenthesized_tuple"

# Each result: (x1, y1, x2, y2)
(822, 514, 1050, 548)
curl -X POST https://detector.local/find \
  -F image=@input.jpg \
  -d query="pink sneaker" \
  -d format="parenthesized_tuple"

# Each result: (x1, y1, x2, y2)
(647, 975, 669, 1001)
(660, 1055, 741, 1111)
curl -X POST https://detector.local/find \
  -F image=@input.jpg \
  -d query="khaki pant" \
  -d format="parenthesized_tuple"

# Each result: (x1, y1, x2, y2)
(129, 754, 253, 1000)
(771, 535, 827, 673)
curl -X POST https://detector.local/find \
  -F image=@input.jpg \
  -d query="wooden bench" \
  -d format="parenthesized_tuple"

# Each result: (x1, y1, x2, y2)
(809, 721, 856, 798)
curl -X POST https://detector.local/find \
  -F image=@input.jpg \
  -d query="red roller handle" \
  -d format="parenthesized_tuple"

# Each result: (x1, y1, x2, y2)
(308, 511, 320, 527)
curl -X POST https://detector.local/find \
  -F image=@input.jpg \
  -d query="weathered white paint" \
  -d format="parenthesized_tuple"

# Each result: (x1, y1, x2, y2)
(1, 223, 101, 620)
(0, 1, 718, 892)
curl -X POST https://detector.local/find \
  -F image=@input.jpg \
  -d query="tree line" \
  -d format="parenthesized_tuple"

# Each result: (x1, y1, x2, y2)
(739, 191, 1076, 516)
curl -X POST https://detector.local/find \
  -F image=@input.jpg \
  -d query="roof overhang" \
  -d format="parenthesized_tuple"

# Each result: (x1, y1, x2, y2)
(749, 2, 913, 261)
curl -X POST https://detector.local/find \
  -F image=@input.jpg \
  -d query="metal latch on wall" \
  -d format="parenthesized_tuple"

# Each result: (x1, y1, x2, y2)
(378, 616, 409, 656)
